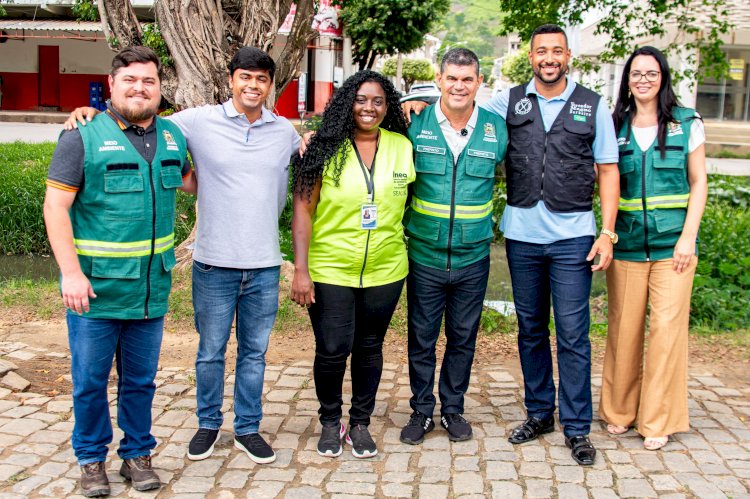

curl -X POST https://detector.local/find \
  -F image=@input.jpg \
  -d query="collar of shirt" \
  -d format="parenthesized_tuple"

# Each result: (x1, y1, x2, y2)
(525, 77, 577, 103)
(222, 99, 278, 126)
(105, 100, 156, 134)
(434, 98, 479, 132)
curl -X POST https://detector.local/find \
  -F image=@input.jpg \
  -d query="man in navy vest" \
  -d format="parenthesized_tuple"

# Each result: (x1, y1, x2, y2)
(484, 24, 619, 465)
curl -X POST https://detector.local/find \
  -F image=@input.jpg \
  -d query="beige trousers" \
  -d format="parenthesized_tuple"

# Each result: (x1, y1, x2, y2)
(599, 257, 697, 437)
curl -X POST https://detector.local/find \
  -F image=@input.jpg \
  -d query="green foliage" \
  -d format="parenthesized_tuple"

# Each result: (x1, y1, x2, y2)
(0, 142, 55, 255)
(339, 0, 450, 70)
(713, 149, 750, 160)
(0, 142, 195, 255)
(142, 23, 173, 69)
(498, 0, 733, 84)
(479, 306, 517, 335)
(479, 56, 495, 84)
(381, 57, 435, 92)
(437, 0, 505, 60)
(501, 42, 532, 84)
(691, 176, 750, 330)
(0, 279, 59, 319)
(71, 0, 99, 21)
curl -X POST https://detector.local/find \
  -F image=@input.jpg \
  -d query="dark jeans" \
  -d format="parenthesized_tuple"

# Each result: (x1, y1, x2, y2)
(407, 256, 490, 417)
(309, 279, 404, 427)
(506, 236, 594, 437)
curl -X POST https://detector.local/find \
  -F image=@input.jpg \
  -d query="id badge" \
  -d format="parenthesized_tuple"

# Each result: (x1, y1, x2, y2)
(361, 204, 377, 230)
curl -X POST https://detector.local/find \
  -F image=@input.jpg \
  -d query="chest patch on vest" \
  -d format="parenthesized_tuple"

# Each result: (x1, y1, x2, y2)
(467, 149, 495, 159)
(416, 130, 438, 140)
(98, 140, 126, 153)
(667, 122, 684, 136)
(514, 98, 532, 115)
(416, 145, 446, 155)
(569, 102, 592, 117)
(163, 130, 180, 151)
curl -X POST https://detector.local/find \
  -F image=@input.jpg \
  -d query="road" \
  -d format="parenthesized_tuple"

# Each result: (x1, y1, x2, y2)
(1, 114, 748, 177)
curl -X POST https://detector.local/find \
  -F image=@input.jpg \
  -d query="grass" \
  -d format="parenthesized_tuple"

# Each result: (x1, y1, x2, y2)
(711, 149, 750, 160)
(0, 278, 60, 320)
(0, 142, 196, 256)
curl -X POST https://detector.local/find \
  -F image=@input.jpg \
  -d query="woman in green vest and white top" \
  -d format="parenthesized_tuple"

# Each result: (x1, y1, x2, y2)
(599, 46, 708, 451)
(291, 71, 415, 459)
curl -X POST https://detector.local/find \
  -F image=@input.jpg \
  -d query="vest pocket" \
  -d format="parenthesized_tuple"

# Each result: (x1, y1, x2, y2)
(506, 153, 530, 202)
(461, 219, 493, 244)
(161, 165, 184, 190)
(652, 151, 687, 195)
(654, 209, 685, 233)
(414, 155, 447, 199)
(406, 213, 441, 241)
(464, 155, 496, 202)
(562, 160, 595, 203)
(91, 257, 141, 279)
(618, 157, 638, 196)
(104, 170, 145, 221)
(158, 163, 183, 218)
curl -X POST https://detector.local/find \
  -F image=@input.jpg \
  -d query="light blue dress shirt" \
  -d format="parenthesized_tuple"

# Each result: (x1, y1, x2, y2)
(482, 79, 618, 244)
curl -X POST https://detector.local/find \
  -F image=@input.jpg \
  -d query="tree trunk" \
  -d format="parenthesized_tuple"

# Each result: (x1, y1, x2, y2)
(98, 0, 142, 49)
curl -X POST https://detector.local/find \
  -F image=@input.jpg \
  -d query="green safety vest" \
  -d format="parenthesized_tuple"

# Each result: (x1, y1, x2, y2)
(615, 107, 696, 261)
(308, 129, 415, 288)
(73, 113, 187, 319)
(406, 105, 507, 270)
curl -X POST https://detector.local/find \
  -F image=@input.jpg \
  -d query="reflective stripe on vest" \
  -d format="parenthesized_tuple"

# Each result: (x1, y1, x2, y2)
(618, 194, 689, 212)
(74, 233, 174, 257)
(412, 197, 493, 219)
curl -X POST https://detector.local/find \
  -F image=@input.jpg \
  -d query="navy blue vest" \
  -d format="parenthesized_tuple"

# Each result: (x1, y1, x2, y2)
(505, 82, 599, 212)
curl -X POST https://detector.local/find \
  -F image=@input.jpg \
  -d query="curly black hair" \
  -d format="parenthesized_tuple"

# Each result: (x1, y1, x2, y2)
(292, 70, 409, 198)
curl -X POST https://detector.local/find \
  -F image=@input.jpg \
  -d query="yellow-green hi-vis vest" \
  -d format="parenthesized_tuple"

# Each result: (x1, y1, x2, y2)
(406, 105, 508, 270)
(615, 107, 696, 262)
(73, 113, 187, 319)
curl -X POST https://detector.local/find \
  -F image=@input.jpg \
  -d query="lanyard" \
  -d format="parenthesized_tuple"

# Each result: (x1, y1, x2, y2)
(351, 132, 380, 202)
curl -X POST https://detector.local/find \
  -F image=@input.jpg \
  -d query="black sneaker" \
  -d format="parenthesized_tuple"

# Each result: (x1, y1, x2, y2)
(187, 428, 220, 461)
(234, 433, 276, 464)
(317, 421, 345, 457)
(441, 413, 472, 441)
(345, 424, 377, 458)
(400, 411, 435, 445)
(80, 461, 110, 497)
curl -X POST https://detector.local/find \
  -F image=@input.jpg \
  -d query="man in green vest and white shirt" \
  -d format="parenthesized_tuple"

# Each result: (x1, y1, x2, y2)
(44, 46, 194, 497)
(400, 48, 508, 445)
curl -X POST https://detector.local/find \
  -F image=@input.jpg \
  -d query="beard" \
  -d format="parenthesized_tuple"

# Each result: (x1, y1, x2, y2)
(533, 63, 567, 85)
(114, 94, 159, 124)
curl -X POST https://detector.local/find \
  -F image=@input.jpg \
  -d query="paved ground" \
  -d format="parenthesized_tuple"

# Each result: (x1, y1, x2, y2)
(0, 340, 747, 498)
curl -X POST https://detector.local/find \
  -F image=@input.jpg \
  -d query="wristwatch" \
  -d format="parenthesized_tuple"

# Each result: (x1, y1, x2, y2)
(601, 229, 618, 244)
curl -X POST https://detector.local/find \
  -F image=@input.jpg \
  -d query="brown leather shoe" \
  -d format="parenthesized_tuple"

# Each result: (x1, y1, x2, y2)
(119, 455, 161, 491)
(80, 461, 110, 497)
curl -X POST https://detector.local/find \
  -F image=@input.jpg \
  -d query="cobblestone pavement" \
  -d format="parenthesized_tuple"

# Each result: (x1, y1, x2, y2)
(0, 340, 748, 498)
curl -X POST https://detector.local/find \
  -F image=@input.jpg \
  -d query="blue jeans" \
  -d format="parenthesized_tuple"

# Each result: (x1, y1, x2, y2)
(67, 313, 163, 465)
(506, 236, 593, 437)
(192, 262, 280, 435)
(407, 256, 490, 416)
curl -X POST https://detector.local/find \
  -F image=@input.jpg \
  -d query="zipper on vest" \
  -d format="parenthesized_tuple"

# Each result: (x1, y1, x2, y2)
(540, 132, 549, 198)
(640, 152, 650, 261)
(359, 230, 372, 288)
(144, 159, 157, 318)
(446, 150, 462, 271)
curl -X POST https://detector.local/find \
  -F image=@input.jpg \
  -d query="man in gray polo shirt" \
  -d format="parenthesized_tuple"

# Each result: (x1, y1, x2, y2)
(68, 47, 300, 464)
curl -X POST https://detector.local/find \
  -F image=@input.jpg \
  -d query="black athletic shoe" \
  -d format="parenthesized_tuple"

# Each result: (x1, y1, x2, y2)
(317, 421, 345, 457)
(400, 411, 435, 445)
(187, 428, 220, 461)
(234, 433, 276, 464)
(345, 424, 377, 458)
(441, 413, 473, 441)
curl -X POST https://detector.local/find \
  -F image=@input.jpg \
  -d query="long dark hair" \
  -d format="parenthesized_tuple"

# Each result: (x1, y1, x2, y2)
(613, 46, 684, 158)
(292, 70, 408, 199)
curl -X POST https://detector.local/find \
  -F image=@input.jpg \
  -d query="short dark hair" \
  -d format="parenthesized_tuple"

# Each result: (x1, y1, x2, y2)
(440, 47, 480, 76)
(530, 24, 568, 49)
(229, 47, 276, 80)
(111, 46, 161, 77)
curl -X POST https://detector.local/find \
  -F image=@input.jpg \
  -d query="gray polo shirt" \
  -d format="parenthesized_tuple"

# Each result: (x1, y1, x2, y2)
(169, 100, 301, 269)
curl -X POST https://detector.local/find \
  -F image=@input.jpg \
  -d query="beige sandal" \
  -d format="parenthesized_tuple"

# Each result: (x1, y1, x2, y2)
(643, 436, 668, 450)
(606, 424, 628, 435)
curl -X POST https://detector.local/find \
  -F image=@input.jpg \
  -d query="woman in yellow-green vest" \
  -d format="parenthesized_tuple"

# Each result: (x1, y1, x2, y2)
(291, 71, 415, 459)
(599, 46, 708, 451)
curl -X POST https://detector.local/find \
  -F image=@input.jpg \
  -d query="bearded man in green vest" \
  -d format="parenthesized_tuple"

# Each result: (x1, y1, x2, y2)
(43, 46, 194, 497)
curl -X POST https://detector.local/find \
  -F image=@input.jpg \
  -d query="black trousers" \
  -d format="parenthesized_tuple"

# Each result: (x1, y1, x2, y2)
(308, 279, 404, 426)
